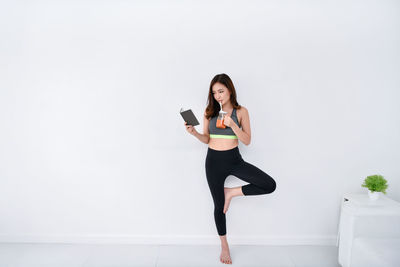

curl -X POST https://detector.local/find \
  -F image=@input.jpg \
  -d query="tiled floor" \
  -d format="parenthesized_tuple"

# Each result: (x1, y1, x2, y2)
(0, 243, 340, 267)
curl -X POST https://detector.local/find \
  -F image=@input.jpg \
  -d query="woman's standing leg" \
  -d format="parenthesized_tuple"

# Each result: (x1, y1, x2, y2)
(205, 171, 227, 236)
(205, 157, 232, 264)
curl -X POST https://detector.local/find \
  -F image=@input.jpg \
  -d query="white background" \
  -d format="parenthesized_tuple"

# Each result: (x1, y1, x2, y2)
(1, 0, 399, 244)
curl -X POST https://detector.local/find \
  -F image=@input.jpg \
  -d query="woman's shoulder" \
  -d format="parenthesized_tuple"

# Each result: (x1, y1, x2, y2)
(236, 105, 248, 115)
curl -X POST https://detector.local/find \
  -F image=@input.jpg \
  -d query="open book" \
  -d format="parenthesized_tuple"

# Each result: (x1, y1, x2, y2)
(180, 108, 200, 126)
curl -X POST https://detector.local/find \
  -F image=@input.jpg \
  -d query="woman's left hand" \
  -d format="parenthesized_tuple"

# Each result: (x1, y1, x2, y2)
(223, 114, 235, 128)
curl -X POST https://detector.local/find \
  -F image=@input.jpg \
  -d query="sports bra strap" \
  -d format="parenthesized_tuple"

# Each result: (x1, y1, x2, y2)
(233, 108, 240, 127)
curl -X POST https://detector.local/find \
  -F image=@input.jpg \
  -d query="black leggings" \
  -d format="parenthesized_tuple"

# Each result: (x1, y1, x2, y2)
(205, 146, 276, 236)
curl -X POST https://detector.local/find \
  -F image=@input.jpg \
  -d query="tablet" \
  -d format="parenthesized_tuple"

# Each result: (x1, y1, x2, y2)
(180, 108, 200, 126)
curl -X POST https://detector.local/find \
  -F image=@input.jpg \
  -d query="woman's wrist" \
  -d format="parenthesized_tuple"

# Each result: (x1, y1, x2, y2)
(230, 122, 239, 132)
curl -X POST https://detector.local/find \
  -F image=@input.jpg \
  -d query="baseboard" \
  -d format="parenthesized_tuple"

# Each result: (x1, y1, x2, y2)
(0, 234, 337, 246)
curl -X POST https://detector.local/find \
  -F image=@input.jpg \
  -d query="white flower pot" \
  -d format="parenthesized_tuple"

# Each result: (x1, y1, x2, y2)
(368, 190, 380, 201)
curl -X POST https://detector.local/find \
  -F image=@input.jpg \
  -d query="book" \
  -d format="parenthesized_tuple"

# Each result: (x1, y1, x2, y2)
(180, 108, 200, 126)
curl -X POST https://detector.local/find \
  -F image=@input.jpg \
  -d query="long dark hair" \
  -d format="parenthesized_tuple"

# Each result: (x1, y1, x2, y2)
(205, 73, 241, 119)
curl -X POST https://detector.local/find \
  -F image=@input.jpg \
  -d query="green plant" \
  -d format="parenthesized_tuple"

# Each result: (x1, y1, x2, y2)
(361, 174, 388, 194)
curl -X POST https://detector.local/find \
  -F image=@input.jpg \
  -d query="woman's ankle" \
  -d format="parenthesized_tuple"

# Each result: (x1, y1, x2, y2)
(234, 186, 244, 197)
(219, 235, 229, 248)
(221, 243, 229, 250)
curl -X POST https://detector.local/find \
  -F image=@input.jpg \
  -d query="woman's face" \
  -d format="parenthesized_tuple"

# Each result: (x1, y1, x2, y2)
(212, 82, 231, 106)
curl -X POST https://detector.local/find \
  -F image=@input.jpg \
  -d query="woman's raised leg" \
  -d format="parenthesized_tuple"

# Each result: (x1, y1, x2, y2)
(230, 160, 276, 195)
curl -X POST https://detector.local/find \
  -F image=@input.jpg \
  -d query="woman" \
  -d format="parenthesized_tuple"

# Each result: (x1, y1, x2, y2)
(184, 73, 277, 265)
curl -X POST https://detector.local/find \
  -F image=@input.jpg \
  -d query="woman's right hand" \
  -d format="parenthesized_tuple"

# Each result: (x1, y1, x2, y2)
(184, 121, 197, 136)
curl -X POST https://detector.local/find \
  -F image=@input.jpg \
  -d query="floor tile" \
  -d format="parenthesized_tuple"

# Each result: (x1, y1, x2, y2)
(5, 243, 90, 267)
(82, 244, 158, 267)
(285, 245, 340, 267)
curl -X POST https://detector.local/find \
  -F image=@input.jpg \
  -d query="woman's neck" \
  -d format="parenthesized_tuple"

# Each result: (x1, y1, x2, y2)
(222, 103, 233, 111)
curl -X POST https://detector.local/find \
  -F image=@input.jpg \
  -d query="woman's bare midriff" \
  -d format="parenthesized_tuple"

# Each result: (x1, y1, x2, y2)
(208, 138, 239, 151)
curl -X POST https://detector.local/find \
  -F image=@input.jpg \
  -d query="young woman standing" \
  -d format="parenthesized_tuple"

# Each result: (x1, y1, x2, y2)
(184, 73, 277, 264)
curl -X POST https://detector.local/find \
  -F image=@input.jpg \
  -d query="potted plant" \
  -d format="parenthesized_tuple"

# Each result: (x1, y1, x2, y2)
(361, 174, 388, 201)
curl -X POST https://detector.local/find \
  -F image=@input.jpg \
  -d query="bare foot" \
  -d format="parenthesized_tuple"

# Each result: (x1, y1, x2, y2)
(220, 247, 232, 264)
(223, 187, 233, 214)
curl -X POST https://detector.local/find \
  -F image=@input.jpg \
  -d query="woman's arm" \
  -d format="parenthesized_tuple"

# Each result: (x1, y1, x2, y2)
(231, 107, 251, 145)
(194, 131, 209, 144)
(193, 110, 210, 144)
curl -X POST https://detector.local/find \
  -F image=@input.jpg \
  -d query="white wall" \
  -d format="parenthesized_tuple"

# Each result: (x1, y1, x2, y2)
(1, 0, 399, 245)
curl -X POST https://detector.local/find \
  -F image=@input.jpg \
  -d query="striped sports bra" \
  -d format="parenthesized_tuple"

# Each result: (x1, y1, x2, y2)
(209, 108, 241, 139)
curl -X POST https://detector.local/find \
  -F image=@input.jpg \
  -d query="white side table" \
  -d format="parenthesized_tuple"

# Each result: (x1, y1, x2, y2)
(337, 193, 400, 267)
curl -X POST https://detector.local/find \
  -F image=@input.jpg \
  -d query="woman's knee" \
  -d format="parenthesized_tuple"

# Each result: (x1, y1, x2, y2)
(269, 178, 276, 193)
(267, 177, 276, 194)
(214, 203, 224, 213)
(263, 173, 276, 193)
